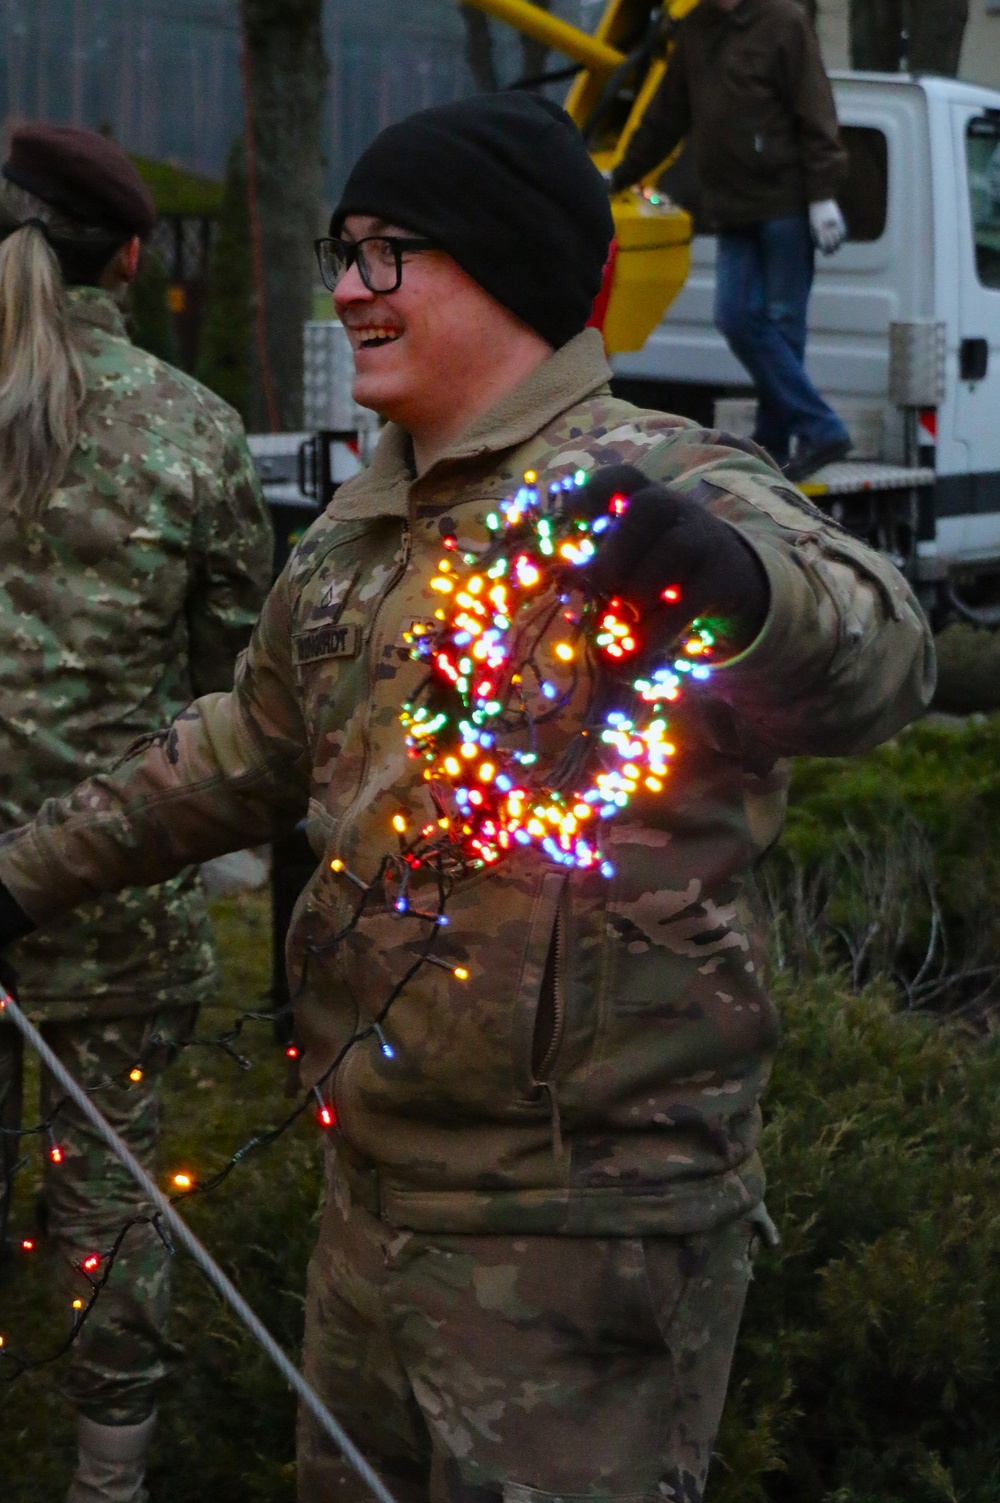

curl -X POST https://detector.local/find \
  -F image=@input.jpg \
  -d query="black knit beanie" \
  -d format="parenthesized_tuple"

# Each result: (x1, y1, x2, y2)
(330, 93, 614, 350)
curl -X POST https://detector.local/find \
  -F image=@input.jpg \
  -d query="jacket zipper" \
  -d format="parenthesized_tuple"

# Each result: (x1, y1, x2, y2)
(533, 904, 566, 1084)
(535, 903, 567, 1160)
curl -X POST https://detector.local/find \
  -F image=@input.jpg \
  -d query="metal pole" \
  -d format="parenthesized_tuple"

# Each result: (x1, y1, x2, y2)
(0, 988, 397, 1503)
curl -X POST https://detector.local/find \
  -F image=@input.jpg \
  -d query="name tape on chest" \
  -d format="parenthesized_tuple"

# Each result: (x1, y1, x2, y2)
(292, 622, 362, 665)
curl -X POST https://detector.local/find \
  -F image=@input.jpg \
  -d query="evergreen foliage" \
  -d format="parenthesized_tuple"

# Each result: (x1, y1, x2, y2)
(714, 973, 1000, 1503)
(127, 248, 181, 368)
(129, 155, 223, 220)
(194, 141, 253, 423)
(761, 717, 1000, 1010)
(933, 624, 1000, 715)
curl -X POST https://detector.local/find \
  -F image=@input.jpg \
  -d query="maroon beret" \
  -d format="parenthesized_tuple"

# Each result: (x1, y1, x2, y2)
(2, 124, 156, 239)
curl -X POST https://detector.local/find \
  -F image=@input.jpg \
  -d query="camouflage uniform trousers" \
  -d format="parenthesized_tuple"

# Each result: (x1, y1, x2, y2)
(0, 1003, 197, 1425)
(298, 1148, 758, 1503)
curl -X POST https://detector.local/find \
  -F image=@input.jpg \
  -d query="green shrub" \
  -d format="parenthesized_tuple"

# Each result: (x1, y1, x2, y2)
(933, 625, 1000, 715)
(760, 716, 1000, 1010)
(713, 974, 1000, 1503)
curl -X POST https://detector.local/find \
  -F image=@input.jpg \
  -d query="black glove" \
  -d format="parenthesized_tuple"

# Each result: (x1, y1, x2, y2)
(569, 464, 770, 659)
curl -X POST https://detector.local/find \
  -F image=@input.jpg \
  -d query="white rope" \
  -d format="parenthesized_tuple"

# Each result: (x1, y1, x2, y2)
(0, 986, 398, 1503)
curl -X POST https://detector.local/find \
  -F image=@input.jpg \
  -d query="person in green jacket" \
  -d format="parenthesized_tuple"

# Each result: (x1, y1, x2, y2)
(0, 125, 271, 1503)
(0, 96, 933, 1503)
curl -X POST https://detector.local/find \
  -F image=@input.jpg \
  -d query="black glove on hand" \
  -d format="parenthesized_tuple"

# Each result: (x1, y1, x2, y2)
(569, 464, 770, 659)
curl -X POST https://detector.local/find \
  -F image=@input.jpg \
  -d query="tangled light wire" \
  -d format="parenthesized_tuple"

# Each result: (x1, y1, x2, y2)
(0, 984, 398, 1503)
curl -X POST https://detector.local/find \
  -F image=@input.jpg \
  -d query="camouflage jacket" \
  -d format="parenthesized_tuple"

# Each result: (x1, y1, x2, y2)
(0, 330, 934, 1231)
(0, 287, 271, 1020)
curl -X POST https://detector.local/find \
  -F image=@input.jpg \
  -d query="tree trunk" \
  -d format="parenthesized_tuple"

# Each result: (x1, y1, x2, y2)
(461, 5, 499, 92)
(459, 1, 552, 91)
(909, 0, 969, 74)
(850, 0, 968, 76)
(241, 0, 327, 432)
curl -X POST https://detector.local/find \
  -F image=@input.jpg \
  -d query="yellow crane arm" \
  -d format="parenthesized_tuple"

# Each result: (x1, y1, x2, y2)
(461, 0, 625, 74)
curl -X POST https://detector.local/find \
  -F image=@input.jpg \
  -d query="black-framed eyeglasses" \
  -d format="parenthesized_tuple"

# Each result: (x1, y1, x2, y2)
(314, 234, 437, 293)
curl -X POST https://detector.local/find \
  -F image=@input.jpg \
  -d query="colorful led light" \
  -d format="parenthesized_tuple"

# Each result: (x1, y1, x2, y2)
(397, 469, 719, 880)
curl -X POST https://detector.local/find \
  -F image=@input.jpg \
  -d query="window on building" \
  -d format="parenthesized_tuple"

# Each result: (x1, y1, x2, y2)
(839, 126, 889, 243)
(966, 113, 1000, 287)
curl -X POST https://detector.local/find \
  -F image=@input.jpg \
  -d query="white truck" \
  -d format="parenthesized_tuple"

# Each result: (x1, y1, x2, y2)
(612, 71, 1000, 626)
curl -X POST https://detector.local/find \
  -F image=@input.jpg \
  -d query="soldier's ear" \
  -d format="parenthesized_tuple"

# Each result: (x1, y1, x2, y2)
(104, 236, 141, 289)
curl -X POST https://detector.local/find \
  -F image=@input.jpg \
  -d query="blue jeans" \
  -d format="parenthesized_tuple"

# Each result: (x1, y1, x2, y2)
(714, 213, 849, 466)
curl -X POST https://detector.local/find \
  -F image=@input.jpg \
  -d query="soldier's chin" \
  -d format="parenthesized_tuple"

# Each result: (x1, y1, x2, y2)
(351, 374, 394, 420)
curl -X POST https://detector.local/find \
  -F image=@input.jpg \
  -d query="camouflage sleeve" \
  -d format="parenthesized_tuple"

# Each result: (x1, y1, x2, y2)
(0, 569, 310, 927)
(186, 419, 272, 695)
(643, 429, 936, 755)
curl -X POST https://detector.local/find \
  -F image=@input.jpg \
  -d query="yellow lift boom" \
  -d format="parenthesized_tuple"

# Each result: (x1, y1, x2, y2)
(463, 0, 700, 353)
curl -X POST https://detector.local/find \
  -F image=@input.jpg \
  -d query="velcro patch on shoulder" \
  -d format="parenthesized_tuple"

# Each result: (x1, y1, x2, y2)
(293, 623, 362, 664)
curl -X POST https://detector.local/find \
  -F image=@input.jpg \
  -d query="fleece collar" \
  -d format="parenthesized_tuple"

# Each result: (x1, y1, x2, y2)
(329, 327, 612, 523)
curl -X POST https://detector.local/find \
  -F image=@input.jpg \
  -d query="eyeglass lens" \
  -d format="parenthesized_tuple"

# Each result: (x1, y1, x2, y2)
(318, 238, 401, 293)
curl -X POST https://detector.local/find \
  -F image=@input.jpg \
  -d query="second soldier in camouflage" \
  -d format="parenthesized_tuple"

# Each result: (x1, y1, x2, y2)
(0, 124, 270, 1502)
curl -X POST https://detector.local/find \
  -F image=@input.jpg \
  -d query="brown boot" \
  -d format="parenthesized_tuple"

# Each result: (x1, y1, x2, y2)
(66, 1412, 156, 1503)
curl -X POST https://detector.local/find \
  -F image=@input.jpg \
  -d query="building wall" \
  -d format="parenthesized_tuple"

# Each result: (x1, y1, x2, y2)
(815, 0, 1000, 87)
(816, 0, 849, 69)
(960, 0, 1000, 89)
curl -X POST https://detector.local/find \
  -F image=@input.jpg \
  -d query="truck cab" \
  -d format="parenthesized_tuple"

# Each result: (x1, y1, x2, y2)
(613, 73, 1000, 623)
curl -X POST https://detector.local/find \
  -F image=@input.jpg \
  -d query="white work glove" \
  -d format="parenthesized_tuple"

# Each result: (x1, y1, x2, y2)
(809, 199, 846, 255)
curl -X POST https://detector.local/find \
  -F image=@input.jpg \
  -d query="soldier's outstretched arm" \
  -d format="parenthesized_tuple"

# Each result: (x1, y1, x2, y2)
(0, 567, 310, 935)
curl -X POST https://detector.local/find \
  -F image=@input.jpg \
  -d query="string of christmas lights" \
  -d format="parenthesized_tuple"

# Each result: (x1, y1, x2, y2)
(0, 857, 455, 1377)
(397, 467, 718, 881)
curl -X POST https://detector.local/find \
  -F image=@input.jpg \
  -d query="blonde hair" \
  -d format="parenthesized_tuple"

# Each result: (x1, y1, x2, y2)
(0, 222, 84, 525)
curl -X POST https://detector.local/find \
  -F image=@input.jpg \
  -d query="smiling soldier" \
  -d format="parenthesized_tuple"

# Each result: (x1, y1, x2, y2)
(0, 94, 933, 1503)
